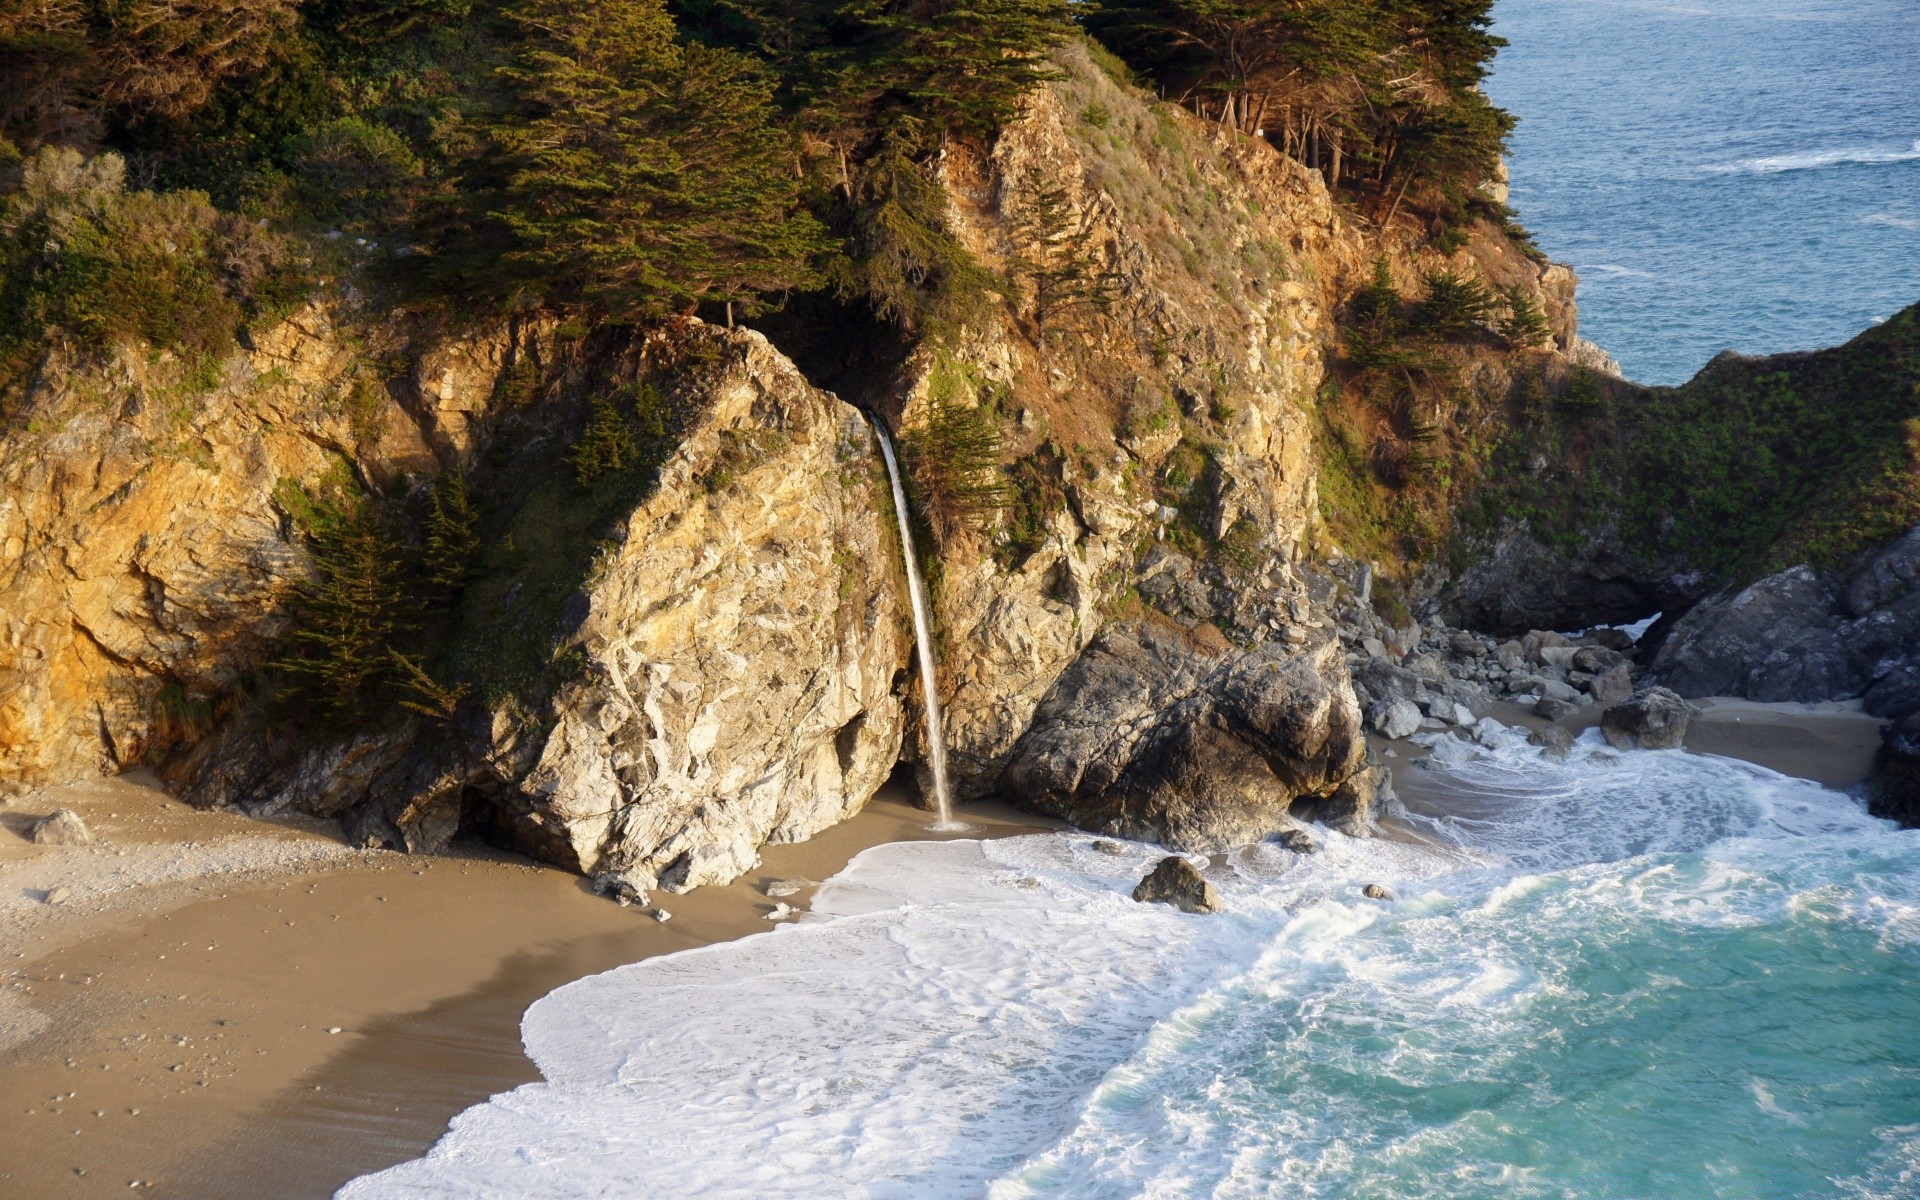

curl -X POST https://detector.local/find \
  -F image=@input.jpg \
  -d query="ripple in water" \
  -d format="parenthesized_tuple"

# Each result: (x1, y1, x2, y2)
(342, 732, 1920, 1199)
(1485, 0, 1920, 385)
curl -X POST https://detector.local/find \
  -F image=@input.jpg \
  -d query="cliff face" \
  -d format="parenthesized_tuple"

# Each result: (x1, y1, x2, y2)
(167, 324, 909, 898)
(1, 42, 1582, 885)
(1440, 303, 1920, 684)
(0, 306, 467, 795)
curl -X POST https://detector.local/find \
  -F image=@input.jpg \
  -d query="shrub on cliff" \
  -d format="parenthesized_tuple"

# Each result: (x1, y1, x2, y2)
(0, 146, 304, 386)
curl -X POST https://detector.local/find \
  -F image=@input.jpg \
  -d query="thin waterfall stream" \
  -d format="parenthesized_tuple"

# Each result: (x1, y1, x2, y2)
(871, 419, 960, 830)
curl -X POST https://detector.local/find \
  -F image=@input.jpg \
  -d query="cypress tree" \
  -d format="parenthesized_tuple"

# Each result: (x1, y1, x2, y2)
(421, 468, 481, 590)
(492, 0, 830, 320)
(569, 390, 640, 486)
(1501, 285, 1552, 348)
(274, 476, 412, 717)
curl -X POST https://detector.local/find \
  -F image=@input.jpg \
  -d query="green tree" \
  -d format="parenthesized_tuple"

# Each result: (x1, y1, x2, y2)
(421, 468, 480, 589)
(490, 0, 829, 321)
(569, 390, 640, 486)
(1500, 284, 1551, 348)
(1413, 267, 1494, 339)
(274, 473, 413, 717)
(902, 393, 1008, 547)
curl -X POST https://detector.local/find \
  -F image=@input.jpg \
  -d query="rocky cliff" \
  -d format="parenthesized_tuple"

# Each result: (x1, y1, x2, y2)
(1, 42, 1590, 884)
(0, 305, 454, 795)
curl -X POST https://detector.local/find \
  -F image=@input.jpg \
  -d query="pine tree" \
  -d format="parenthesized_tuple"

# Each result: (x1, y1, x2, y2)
(274, 476, 412, 717)
(902, 394, 1009, 548)
(492, 0, 830, 320)
(1013, 166, 1114, 333)
(1500, 284, 1552, 348)
(421, 468, 480, 590)
(569, 390, 639, 486)
(1414, 268, 1495, 340)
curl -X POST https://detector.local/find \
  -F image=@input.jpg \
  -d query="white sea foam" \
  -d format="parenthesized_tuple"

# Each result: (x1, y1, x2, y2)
(1706, 139, 1920, 175)
(341, 738, 1918, 1199)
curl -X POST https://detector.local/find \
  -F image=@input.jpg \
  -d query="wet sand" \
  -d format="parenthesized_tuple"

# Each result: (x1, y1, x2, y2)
(1683, 697, 1885, 789)
(0, 696, 1886, 1198)
(0, 777, 1053, 1199)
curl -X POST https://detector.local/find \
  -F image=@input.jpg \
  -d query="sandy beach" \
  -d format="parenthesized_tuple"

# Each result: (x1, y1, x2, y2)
(0, 776, 1054, 1198)
(0, 697, 1888, 1199)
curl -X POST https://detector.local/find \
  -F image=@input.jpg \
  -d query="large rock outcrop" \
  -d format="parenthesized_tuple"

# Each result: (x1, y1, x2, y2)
(512, 330, 908, 894)
(1651, 531, 1920, 718)
(0, 304, 487, 795)
(171, 324, 910, 897)
(1004, 619, 1368, 850)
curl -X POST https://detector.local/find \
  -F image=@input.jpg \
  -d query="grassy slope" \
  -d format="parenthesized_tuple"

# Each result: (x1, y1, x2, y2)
(1463, 301, 1920, 586)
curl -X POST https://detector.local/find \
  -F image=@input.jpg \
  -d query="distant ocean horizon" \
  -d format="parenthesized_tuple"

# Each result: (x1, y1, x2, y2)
(1486, 0, 1920, 385)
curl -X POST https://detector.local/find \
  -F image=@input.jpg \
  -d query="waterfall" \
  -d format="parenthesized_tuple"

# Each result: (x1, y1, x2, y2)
(871, 420, 958, 829)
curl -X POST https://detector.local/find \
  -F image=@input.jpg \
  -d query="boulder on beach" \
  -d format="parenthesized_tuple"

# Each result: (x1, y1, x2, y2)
(1529, 723, 1575, 757)
(1370, 698, 1422, 740)
(1131, 856, 1222, 914)
(1601, 687, 1695, 750)
(30, 808, 91, 846)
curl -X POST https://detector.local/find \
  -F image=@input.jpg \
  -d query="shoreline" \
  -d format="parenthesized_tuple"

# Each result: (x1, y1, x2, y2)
(0, 697, 1887, 1198)
(0, 777, 1055, 1199)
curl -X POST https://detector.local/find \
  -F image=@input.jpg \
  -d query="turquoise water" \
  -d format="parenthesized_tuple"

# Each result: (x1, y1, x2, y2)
(348, 734, 1920, 1199)
(1486, 0, 1920, 384)
(999, 832, 1920, 1198)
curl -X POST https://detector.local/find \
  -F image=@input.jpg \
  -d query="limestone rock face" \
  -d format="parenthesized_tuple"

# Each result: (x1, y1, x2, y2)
(1132, 856, 1222, 914)
(1601, 687, 1696, 751)
(0, 305, 497, 796)
(1003, 620, 1366, 851)
(525, 330, 907, 896)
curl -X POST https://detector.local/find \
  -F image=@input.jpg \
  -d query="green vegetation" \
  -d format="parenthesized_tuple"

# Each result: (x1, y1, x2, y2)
(1083, 0, 1513, 236)
(489, 0, 827, 320)
(1412, 268, 1495, 339)
(0, 146, 303, 399)
(273, 468, 415, 718)
(1468, 303, 1920, 583)
(901, 389, 1009, 549)
(421, 468, 481, 590)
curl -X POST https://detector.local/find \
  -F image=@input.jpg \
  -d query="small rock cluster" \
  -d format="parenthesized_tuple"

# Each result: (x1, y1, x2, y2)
(1340, 617, 1639, 737)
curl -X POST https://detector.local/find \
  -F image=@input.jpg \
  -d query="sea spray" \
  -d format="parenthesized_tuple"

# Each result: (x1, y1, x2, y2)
(341, 733, 1920, 1199)
(871, 419, 957, 829)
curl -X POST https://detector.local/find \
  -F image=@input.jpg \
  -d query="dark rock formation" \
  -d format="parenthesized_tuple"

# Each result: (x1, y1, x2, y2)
(1437, 525, 1702, 637)
(1867, 714, 1920, 829)
(1651, 538, 1920, 720)
(1601, 687, 1695, 751)
(1362, 883, 1394, 901)
(1131, 856, 1222, 914)
(1651, 567, 1858, 701)
(1002, 620, 1367, 852)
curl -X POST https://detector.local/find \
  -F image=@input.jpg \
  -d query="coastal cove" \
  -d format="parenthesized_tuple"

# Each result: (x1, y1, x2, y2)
(1, 0, 1918, 1192)
(0, 702, 1897, 1199)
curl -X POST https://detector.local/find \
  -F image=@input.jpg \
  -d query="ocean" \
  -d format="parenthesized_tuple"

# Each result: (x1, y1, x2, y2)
(1485, 0, 1920, 385)
(332, 10, 1920, 1195)
(342, 730, 1920, 1198)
